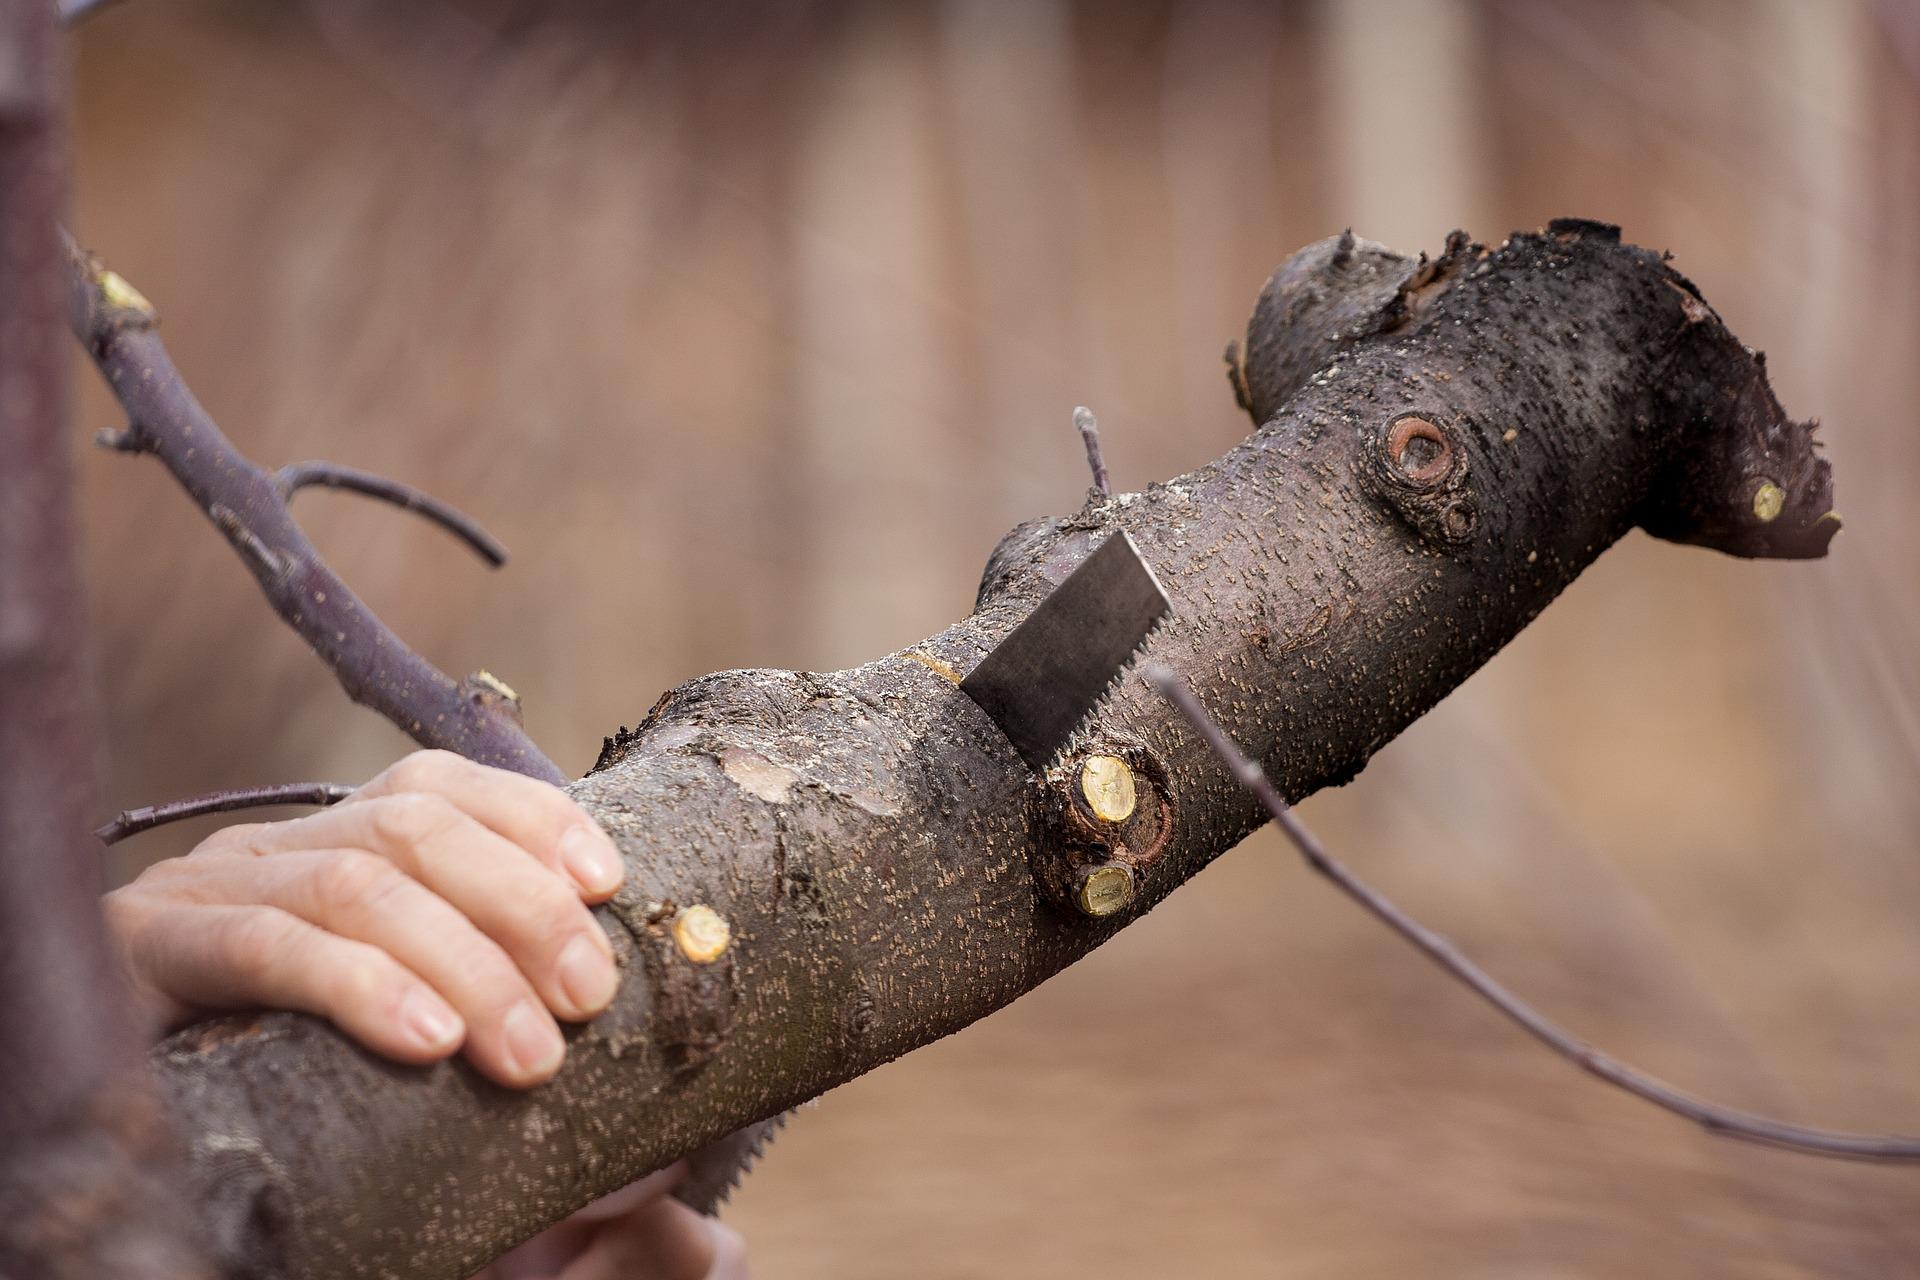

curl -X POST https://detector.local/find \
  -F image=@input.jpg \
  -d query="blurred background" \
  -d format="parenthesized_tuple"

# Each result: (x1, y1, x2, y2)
(65, 0, 1920, 1275)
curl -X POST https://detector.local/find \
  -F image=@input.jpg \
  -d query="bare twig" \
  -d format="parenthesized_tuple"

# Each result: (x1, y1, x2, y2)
(58, 0, 127, 25)
(1073, 405, 1111, 497)
(277, 460, 508, 567)
(95, 783, 358, 848)
(62, 232, 564, 782)
(1144, 663, 1920, 1162)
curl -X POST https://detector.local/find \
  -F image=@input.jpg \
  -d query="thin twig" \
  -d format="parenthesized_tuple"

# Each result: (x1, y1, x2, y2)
(1143, 663, 1920, 1162)
(96, 783, 357, 848)
(59, 0, 127, 25)
(62, 233, 564, 782)
(277, 460, 508, 568)
(94, 425, 144, 453)
(1074, 405, 1111, 497)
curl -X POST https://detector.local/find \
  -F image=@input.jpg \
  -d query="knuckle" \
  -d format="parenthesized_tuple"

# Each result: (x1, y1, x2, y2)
(218, 908, 296, 973)
(529, 777, 584, 819)
(130, 854, 197, 888)
(366, 792, 459, 848)
(194, 821, 267, 853)
(521, 878, 588, 942)
(455, 943, 532, 1011)
(100, 885, 157, 946)
(321, 949, 403, 1014)
(308, 850, 401, 915)
(387, 749, 466, 794)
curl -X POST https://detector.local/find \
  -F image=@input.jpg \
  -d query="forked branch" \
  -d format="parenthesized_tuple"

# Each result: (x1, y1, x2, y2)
(62, 234, 562, 782)
(1146, 665, 1920, 1162)
(276, 461, 507, 567)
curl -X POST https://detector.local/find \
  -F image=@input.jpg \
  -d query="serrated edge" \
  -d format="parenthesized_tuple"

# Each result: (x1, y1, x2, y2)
(676, 1111, 791, 1216)
(1041, 607, 1173, 775)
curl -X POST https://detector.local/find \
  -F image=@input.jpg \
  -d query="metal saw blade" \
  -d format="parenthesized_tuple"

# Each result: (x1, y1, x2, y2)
(961, 529, 1171, 770)
(673, 534, 1167, 1213)
(675, 1113, 789, 1216)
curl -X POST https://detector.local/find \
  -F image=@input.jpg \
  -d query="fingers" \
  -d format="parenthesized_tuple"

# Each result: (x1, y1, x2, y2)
(560, 1199, 746, 1280)
(346, 750, 625, 900)
(106, 749, 632, 1090)
(120, 903, 464, 1064)
(246, 848, 570, 1085)
(234, 798, 619, 1085)
(564, 1164, 687, 1224)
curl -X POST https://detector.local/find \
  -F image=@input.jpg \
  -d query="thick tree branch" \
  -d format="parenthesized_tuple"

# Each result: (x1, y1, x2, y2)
(0, 6, 199, 1275)
(149, 223, 1844, 1279)
(1146, 666, 1920, 1161)
(62, 236, 562, 782)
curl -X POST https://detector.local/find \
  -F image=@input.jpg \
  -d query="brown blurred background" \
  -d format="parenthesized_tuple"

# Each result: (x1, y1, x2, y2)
(65, 0, 1920, 1275)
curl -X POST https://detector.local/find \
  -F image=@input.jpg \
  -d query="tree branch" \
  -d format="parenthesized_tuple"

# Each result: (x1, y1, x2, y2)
(145, 222, 1849, 1279)
(62, 235, 563, 782)
(1145, 665, 1920, 1161)
(276, 461, 508, 568)
(95, 783, 357, 848)
(58, 0, 127, 26)
(1073, 404, 1110, 497)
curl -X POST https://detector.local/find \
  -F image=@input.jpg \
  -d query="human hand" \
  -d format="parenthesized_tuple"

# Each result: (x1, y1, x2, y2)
(472, 1162, 748, 1280)
(105, 751, 749, 1276)
(103, 749, 626, 1086)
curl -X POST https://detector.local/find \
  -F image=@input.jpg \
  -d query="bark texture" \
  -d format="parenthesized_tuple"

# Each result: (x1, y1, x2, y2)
(152, 222, 1835, 1279)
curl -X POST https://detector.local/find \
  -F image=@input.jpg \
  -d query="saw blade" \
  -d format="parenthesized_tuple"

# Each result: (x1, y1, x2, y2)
(960, 529, 1171, 770)
(673, 533, 1167, 1213)
(674, 1113, 790, 1216)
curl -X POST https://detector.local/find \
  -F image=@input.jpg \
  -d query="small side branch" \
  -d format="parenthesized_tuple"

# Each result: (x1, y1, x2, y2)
(63, 233, 564, 783)
(1074, 405, 1111, 497)
(58, 0, 126, 25)
(96, 783, 357, 848)
(1144, 664, 1920, 1162)
(277, 461, 508, 567)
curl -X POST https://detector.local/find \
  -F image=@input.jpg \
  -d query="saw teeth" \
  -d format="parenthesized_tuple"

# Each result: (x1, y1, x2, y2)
(677, 1111, 791, 1216)
(1042, 612, 1171, 773)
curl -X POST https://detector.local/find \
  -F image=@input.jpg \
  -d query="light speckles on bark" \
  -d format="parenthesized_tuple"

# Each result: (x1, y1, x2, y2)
(153, 222, 1837, 1280)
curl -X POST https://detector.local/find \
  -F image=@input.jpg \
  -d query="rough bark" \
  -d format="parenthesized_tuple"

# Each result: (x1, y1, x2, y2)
(0, 5, 199, 1275)
(151, 222, 1835, 1279)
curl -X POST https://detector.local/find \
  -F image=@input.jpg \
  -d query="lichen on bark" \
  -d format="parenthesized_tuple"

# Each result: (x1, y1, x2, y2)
(153, 221, 1835, 1279)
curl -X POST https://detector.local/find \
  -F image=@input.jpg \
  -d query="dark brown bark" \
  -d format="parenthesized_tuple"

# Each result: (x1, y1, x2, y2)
(150, 222, 1835, 1279)
(0, 6, 198, 1276)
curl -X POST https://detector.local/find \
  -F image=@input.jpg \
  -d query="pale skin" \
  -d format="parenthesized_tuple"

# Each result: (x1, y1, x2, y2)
(104, 749, 748, 1280)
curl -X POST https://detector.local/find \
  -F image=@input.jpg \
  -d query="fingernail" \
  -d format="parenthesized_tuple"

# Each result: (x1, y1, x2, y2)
(399, 988, 462, 1053)
(559, 825, 623, 896)
(502, 1000, 565, 1082)
(555, 932, 618, 1017)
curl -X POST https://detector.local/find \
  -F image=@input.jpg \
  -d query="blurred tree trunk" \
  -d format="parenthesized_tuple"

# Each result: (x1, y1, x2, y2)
(0, 4, 197, 1276)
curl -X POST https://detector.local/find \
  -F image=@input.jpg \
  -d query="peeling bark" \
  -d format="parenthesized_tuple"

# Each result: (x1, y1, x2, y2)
(152, 222, 1835, 1279)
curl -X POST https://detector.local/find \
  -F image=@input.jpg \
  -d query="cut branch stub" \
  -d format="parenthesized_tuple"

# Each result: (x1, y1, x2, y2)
(1033, 739, 1175, 918)
(1358, 411, 1479, 547)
